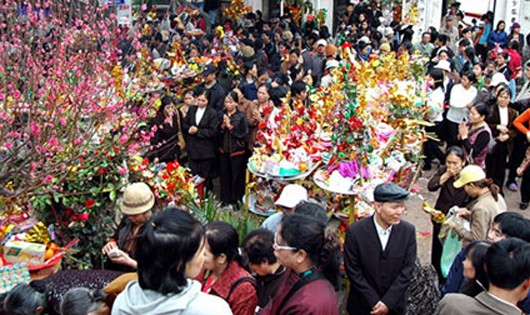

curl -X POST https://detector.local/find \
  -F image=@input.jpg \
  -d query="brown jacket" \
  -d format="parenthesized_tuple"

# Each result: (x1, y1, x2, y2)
(453, 191, 506, 243)
(436, 291, 523, 315)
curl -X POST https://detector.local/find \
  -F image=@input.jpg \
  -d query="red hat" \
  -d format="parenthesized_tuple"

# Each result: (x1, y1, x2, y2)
(307, 14, 314, 22)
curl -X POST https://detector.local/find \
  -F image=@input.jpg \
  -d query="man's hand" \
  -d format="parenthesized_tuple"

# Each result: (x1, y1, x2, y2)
(371, 301, 389, 315)
(102, 241, 117, 255)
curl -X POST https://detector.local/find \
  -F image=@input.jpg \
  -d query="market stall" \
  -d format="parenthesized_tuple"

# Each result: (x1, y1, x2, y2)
(245, 46, 430, 226)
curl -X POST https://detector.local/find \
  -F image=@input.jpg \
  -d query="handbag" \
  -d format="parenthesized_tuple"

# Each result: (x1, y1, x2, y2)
(175, 112, 186, 151)
(487, 136, 497, 154)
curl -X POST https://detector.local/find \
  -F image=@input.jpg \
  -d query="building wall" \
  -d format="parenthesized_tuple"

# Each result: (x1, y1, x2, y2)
(311, 0, 334, 32)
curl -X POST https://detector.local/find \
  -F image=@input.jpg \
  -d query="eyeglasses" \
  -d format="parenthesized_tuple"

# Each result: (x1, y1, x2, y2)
(273, 233, 298, 251)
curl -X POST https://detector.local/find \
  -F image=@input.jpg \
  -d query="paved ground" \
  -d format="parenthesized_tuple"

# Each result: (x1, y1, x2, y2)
(403, 163, 528, 265)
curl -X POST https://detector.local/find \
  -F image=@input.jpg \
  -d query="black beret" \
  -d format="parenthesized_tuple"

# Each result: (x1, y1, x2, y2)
(374, 183, 409, 202)
(203, 64, 217, 76)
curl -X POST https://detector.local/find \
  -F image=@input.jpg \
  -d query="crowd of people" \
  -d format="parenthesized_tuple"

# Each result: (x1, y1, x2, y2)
(3, 0, 530, 314)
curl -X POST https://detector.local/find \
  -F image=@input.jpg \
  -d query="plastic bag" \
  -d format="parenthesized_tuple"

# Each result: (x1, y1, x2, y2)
(440, 228, 461, 278)
(439, 207, 466, 278)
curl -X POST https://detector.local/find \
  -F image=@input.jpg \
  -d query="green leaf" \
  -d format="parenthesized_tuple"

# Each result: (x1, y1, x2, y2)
(109, 190, 116, 201)
(90, 186, 99, 196)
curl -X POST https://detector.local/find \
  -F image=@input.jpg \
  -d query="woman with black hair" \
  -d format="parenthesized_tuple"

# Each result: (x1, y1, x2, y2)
(260, 214, 340, 315)
(183, 87, 220, 192)
(238, 83, 280, 152)
(200, 221, 258, 315)
(219, 92, 248, 206)
(458, 102, 492, 170)
(111, 209, 231, 315)
(473, 62, 486, 90)
(446, 71, 478, 148)
(487, 20, 508, 49)
(475, 13, 493, 62)
(423, 68, 446, 170)
(146, 95, 183, 163)
(460, 241, 491, 297)
(428, 146, 468, 280)
(485, 85, 518, 195)
(495, 51, 512, 82)
(461, 47, 476, 74)
(240, 61, 258, 101)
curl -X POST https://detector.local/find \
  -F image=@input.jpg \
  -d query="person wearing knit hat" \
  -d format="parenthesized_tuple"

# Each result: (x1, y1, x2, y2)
(507, 22, 524, 54)
(102, 182, 156, 271)
(325, 44, 338, 59)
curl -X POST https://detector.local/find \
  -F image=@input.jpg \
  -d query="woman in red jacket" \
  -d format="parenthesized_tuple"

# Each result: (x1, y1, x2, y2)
(260, 214, 340, 315)
(200, 221, 258, 315)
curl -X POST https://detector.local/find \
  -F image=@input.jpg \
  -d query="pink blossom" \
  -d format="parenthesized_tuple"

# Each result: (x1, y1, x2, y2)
(4, 141, 13, 150)
(74, 136, 84, 145)
(141, 3, 147, 11)
(30, 122, 41, 135)
(118, 134, 128, 144)
(11, 90, 21, 99)
(48, 137, 59, 147)
(59, 118, 67, 126)
(42, 175, 53, 184)
(118, 167, 128, 175)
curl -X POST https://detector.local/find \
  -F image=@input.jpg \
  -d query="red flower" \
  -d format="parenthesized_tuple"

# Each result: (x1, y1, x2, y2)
(77, 213, 90, 221)
(142, 157, 149, 166)
(167, 161, 177, 172)
(85, 199, 95, 208)
(168, 183, 176, 190)
(97, 167, 106, 175)
(113, 146, 119, 153)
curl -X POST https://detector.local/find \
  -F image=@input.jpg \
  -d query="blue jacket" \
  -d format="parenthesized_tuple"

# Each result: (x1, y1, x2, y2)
(441, 247, 466, 296)
(487, 30, 508, 48)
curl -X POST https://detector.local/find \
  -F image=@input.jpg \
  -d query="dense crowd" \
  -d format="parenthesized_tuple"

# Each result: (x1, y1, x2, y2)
(3, 0, 530, 315)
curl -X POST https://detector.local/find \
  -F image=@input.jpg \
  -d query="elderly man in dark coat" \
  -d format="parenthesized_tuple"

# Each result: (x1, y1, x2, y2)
(344, 183, 417, 315)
